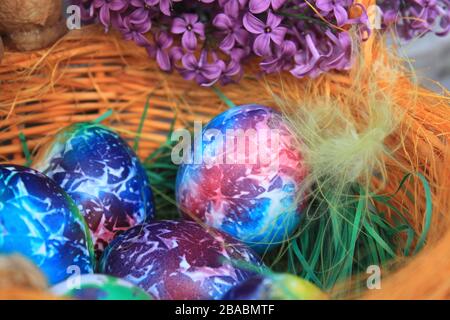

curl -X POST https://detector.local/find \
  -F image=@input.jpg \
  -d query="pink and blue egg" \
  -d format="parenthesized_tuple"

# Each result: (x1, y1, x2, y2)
(176, 105, 307, 252)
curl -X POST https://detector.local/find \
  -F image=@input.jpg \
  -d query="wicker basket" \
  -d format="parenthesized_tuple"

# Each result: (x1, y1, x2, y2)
(1, 25, 449, 299)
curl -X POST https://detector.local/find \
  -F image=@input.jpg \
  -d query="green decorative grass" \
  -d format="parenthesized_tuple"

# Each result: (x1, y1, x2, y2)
(136, 96, 180, 220)
(142, 129, 180, 220)
(281, 174, 431, 296)
(18, 132, 32, 167)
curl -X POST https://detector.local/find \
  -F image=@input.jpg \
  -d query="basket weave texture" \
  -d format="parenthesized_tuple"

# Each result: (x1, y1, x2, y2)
(0, 26, 257, 163)
(1, 25, 450, 300)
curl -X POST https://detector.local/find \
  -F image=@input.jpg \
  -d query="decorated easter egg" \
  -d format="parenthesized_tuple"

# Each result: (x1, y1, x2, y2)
(0, 165, 94, 285)
(99, 220, 263, 300)
(51, 274, 152, 300)
(33, 123, 155, 257)
(176, 105, 306, 252)
(223, 273, 328, 300)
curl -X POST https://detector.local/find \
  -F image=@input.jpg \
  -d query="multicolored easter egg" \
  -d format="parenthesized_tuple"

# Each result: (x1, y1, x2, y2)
(0, 165, 94, 285)
(223, 273, 328, 300)
(99, 220, 263, 300)
(176, 105, 306, 252)
(33, 123, 155, 257)
(51, 274, 152, 300)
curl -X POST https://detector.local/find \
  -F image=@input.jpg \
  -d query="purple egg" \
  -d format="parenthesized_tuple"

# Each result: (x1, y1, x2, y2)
(99, 220, 262, 300)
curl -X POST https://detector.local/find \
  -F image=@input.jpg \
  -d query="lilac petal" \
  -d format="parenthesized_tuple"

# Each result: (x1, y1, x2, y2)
(198, 75, 219, 87)
(291, 60, 315, 78)
(249, 0, 271, 14)
(230, 47, 249, 61)
(99, 5, 111, 27)
(216, 59, 227, 73)
(282, 40, 297, 56)
(213, 13, 233, 30)
(180, 69, 197, 80)
(93, 0, 105, 8)
(146, 44, 157, 58)
(316, 0, 333, 12)
(158, 32, 173, 49)
(198, 50, 208, 66)
(136, 20, 152, 33)
(123, 32, 133, 42)
(383, 10, 398, 24)
(253, 34, 272, 56)
(184, 13, 199, 25)
(234, 28, 248, 46)
(135, 33, 150, 46)
(193, 23, 205, 38)
(243, 12, 265, 34)
(271, 0, 287, 11)
(181, 53, 198, 70)
(170, 46, 184, 62)
(129, 8, 149, 24)
(260, 58, 278, 73)
(110, 0, 128, 11)
(159, 0, 171, 16)
(157, 49, 172, 71)
(270, 26, 287, 45)
(110, 12, 123, 29)
(267, 11, 283, 28)
(220, 34, 236, 51)
(305, 34, 322, 60)
(202, 64, 223, 80)
(224, 0, 240, 17)
(238, 0, 248, 7)
(130, 0, 144, 7)
(171, 18, 187, 34)
(225, 60, 241, 76)
(182, 31, 197, 51)
(437, 13, 450, 36)
(334, 6, 349, 26)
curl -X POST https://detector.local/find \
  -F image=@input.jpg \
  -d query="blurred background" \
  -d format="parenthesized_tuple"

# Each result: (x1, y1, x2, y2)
(396, 34, 450, 91)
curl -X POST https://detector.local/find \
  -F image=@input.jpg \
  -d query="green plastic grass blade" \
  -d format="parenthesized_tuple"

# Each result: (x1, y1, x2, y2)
(19, 132, 32, 166)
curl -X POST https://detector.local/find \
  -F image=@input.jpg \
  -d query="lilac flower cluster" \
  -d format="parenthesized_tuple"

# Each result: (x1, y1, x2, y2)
(74, 0, 369, 86)
(379, 0, 450, 40)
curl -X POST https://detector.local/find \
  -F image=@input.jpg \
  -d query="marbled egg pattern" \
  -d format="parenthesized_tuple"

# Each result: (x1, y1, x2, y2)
(99, 220, 262, 300)
(0, 165, 94, 285)
(33, 123, 154, 256)
(176, 105, 306, 251)
(51, 274, 152, 300)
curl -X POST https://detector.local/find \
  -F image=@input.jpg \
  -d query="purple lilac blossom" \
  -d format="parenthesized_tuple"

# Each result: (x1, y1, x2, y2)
(73, 0, 448, 86)
(378, 0, 450, 39)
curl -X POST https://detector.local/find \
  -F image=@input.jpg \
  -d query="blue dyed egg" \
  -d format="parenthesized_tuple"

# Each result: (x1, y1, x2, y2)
(99, 220, 263, 300)
(51, 274, 152, 300)
(33, 123, 154, 257)
(176, 105, 307, 252)
(0, 165, 94, 285)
